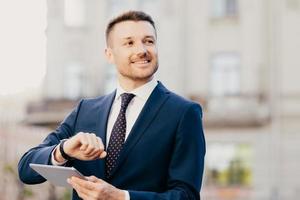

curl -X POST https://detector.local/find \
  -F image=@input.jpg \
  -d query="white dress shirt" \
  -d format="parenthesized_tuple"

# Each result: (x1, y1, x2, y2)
(106, 78, 158, 146)
(52, 78, 158, 200)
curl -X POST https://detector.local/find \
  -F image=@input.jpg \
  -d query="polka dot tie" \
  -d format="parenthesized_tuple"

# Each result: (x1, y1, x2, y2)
(105, 93, 135, 177)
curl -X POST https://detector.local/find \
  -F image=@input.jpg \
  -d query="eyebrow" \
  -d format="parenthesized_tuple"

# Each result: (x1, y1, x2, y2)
(122, 35, 156, 40)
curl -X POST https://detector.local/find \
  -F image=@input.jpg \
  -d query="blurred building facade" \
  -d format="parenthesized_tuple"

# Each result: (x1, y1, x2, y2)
(25, 0, 300, 200)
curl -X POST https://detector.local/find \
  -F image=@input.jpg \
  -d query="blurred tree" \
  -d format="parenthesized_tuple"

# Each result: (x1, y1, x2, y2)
(4, 163, 34, 200)
(59, 189, 71, 200)
(48, 184, 58, 200)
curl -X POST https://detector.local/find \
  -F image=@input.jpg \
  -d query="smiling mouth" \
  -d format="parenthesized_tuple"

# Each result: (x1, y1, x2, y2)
(131, 60, 151, 64)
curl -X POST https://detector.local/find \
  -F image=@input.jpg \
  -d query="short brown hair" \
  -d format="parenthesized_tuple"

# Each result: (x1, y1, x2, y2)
(105, 10, 156, 44)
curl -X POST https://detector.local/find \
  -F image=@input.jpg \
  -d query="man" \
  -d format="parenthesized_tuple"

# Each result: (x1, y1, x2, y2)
(18, 11, 206, 200)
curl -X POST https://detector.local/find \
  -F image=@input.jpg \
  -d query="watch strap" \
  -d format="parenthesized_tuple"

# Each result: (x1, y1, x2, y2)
(59, 139, 74, 161)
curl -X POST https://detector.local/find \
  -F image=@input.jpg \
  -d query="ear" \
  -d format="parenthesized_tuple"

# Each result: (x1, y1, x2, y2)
(105, 48, 114, 64)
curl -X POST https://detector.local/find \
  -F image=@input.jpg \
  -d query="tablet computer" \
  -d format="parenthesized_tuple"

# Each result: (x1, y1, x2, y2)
(30, 163, 87, 188)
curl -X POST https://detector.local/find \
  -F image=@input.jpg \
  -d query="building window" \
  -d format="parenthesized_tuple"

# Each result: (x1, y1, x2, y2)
(205, 143, 253, 187)
(211, 0, 238, 18)
(286, 0, 300, 10)
(210, 52, 241, 96)
(64, 0, 86, 27)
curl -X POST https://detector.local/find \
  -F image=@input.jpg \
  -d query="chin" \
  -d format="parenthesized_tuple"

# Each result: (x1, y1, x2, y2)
(121, 65, 158, 81)
(135, 70, 157, 80)
(137, 65, 157, 76)
(131, 74, 153, 81)
(125, 72, 154, 82)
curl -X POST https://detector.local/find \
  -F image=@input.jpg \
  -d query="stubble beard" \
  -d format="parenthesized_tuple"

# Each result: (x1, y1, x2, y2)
(121, 62, 159, 82)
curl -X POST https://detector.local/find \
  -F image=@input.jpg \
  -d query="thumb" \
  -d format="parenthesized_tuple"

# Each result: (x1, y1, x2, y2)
(86, 176, 102, 183)
(99, 151, 107, 159)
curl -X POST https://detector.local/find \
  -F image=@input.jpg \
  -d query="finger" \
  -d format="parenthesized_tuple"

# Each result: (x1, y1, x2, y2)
(79, 133, 89, 151)
(71, 176, 96, 190)
(85, 135, 106, 158)
(76, 190, 89, 200)
(91, 134, 101, 149)
(86, 175, 102, 183)
(96, 137, 107, 158)
(99, 151, 107, 159)
(96, 137, 105, 152)
(85, 134, 101, 157)
(86, 137, 106, 159)
(85, 133, 95, 154)
(68, 178, 90, 198)
(84, 134, 98, 155)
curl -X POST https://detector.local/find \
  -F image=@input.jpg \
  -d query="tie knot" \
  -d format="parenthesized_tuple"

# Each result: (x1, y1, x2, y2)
(120, 93, 135, 109)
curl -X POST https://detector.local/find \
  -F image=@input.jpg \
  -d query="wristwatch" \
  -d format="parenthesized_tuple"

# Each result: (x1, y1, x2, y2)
(59, 139, 74, 161)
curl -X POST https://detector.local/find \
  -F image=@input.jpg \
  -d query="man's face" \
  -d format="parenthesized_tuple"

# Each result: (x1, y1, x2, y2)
(105, 21, 158, 84)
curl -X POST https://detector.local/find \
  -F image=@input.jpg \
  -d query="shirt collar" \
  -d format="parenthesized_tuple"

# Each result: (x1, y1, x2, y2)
(115, 78, 158, 101)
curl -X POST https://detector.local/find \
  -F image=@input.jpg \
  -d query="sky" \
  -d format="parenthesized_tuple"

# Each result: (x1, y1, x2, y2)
(0, 0, 46, 96)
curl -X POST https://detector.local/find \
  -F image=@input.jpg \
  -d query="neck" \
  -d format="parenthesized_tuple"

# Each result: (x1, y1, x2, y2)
(118, 76, 153, 92)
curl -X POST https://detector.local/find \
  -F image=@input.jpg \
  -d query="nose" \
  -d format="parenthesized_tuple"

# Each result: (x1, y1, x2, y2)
(133, 42, 147, 56)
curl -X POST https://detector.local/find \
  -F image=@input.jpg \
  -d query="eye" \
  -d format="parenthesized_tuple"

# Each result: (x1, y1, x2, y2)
(145, 39, 154, 45)
(124, 40, 134, 46)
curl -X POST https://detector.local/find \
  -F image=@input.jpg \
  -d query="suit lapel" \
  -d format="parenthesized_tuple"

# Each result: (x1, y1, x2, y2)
(95, 90, 116, 146)
(107, 82, 170, 178)
(94, 90, 116, 179)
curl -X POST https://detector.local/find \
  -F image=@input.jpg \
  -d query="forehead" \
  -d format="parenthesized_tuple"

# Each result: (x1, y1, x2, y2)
(110, 21, 156, 40)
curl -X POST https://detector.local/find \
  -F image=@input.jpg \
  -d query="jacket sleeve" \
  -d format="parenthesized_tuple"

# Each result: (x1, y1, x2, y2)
(18, 100, 83, 184)
(128, 103, 206, 200)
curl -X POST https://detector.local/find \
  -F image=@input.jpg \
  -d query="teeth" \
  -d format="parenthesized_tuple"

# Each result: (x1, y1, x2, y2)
(134, 60, 148, 64)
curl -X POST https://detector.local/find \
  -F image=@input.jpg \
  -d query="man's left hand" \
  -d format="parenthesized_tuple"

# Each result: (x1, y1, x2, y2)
(68, 176, 125, 200)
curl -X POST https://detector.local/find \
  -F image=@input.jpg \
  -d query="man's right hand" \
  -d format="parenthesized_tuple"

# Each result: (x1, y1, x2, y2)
(54, 132, 107, 162)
